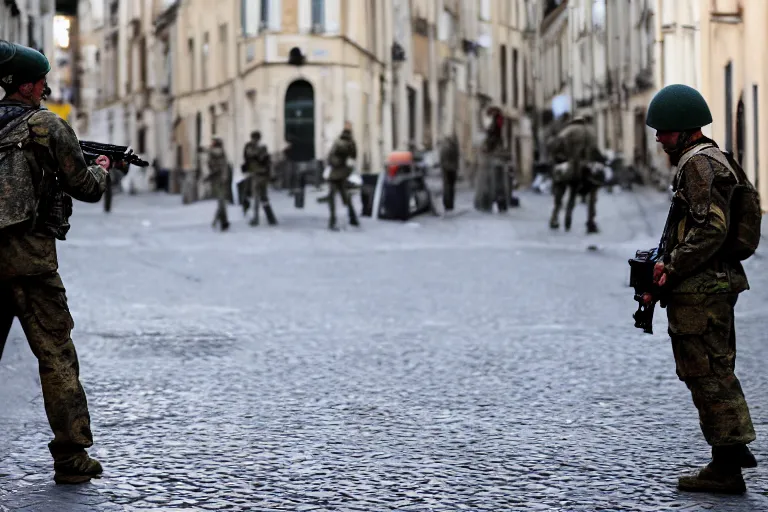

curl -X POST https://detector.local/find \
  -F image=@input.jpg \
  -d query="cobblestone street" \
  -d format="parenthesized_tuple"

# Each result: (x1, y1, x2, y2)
(1, 185, 767, 511)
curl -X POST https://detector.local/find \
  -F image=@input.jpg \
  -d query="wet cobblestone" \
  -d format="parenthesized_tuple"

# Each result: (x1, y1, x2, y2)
(1, 188, 767, 511)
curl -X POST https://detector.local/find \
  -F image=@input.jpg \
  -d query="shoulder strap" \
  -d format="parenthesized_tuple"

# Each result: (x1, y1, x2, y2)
(0, 109, 39, 149)
(676, 143, 715, 171)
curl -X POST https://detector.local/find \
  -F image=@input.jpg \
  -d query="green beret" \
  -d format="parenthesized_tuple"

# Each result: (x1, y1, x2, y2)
(0, 40, 51, 90)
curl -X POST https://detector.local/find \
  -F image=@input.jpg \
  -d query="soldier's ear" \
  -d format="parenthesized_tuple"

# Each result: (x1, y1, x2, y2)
(17, 82, 34, 96)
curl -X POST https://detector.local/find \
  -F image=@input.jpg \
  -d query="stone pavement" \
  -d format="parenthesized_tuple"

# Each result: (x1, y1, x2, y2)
(1, 185, 767, 511)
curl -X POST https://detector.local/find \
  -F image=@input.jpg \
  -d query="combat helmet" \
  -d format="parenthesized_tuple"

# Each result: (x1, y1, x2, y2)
(646, 84, 713, 132)
(0, 40, 51, 91)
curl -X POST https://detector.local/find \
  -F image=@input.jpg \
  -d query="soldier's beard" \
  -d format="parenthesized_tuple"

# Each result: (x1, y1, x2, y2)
(664, 130, 697, 166)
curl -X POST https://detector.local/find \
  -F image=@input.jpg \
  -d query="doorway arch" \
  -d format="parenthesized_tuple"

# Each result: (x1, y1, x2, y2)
(284, 79, 315, 162)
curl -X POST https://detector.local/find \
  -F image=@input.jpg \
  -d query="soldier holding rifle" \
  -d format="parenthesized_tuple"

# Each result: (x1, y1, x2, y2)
(631, 84, 762, 494)
(0, 40, 111, 484)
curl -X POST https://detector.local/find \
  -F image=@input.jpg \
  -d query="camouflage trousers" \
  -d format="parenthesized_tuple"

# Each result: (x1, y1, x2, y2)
(667, 293, 756, 446)
(211, 183, 229, 229)
(250, 176, 273, 224)
(0, 272, 95, 461)
(328, 179, 357, 226)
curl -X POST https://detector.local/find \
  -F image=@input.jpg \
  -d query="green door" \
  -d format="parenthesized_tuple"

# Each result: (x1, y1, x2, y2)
(284, 80, 315, 162)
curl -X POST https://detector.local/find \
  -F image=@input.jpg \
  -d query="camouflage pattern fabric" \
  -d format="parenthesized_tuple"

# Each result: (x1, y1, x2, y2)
(664, 141, 749, 294)
(243, 141, 270, 177)
(0, 272, 95, 458)
(207, 147, 230, 228)
(548, 122, 601, 229)
(327, 130, 358, 227)
(327, 130, 356, 182)
(0, 99, 105, 464)
(667, 293, 755, 446)
(0, 102, 106, 278)
(663, 138, 755, 448)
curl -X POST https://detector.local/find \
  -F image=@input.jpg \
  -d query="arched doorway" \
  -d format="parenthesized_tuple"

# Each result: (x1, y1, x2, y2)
(284, 80, 315, 162)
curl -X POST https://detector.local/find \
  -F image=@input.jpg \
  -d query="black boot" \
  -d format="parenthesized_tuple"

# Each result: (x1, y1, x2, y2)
(678, 445, 747, 494)
(264, 205, 278, 226)
(53, 453, 103, 485)
(328, 217, 339, 231)
(586, 221, 599, 234)
(564, 216, 572, 232)
(348, 205, 360, 227)
(713, 445, 757, 469)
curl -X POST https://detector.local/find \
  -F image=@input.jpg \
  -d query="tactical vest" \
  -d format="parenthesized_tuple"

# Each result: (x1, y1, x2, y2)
(0, 108, 39, 231)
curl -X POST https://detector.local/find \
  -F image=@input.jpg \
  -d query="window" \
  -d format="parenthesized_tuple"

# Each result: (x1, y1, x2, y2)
(500, 45, 508, 105)
(260, 0, 270, 28)
(480, 0, 491, 21)
(241, 0, 258, 37)
(219, 24, 228, 81)
(312, 0, 324, 30)
(202, 32, 209, 89)
(187, 38, 195, 91)
(210, 106, 216, 136)
(523, 56, 528, 107)
(368, 0, 377, 54)
(512, 48, 519, 108)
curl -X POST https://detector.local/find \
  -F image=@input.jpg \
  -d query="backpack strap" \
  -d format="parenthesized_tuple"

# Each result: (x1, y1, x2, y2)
(0, 108, 39, 141)
(676, 143, 715, 171)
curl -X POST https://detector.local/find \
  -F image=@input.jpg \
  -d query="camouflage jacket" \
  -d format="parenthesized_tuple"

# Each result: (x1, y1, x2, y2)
(663, 139, 748, 295)
(206, 147, 230, 199)
(327, 131, 357, 181)
(0, 100, 107, 279)
(551, 122, 601, 166)
(243, 141, 270, 177)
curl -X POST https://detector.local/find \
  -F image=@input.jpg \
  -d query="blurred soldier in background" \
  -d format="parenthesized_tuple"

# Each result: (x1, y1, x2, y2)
(243, 131, 277, 226)
(205, 137, 230, 231)
(325, 122, 360, 230)
(439, 134, 460, 211)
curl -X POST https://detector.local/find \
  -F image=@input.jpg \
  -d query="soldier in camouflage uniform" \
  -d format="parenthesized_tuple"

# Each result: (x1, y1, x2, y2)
(326, 122, 360, 230)
(439, 134, 460, 211)
(0, 41, 109, 484)
(646, 84, 758, 494)
(548, 116, 604, 233)
(206, 138, 230, 231)
(243, 131, 277, 226)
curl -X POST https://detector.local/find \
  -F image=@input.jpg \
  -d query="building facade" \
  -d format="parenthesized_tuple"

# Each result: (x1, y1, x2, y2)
(656, 0, 767, 208)
(603, 0, 656, 174)
(76, 0, 177, 193)
(170, 0, 391, 191)
(72, 0, 536, 196)
(1, 0, 56, 100)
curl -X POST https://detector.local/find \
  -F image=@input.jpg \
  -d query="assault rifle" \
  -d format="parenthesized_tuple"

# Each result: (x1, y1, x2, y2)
(628, 247, 663, 334)
(628, 202, 676, 334)
(80, 141, 149, 172)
